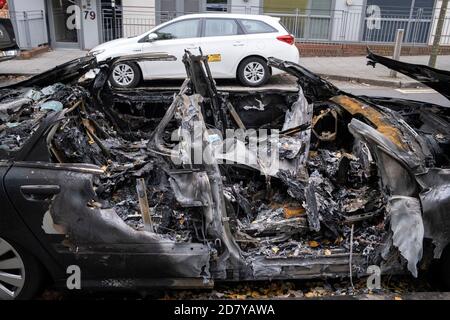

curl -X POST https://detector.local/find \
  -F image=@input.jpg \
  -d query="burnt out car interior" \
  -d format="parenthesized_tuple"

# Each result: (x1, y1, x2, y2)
(0, 49, 449, 299)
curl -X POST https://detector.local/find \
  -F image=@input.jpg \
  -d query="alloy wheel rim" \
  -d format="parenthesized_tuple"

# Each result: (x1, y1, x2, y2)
(243, 62, 265, 84)
(0, 238, 25, 300)
(112, 63, 135, 86)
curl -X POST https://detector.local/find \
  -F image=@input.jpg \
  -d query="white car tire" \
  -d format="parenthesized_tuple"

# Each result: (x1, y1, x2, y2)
(237, 57, 270, 87)
(110, 62, 142, 88)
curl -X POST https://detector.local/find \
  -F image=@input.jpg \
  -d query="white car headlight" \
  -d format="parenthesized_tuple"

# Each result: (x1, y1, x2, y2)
(88, 49, 105, 57)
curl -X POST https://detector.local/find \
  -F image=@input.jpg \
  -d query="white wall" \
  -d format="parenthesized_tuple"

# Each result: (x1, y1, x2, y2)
(80, 0, 101, 49)
(229, 0, 262, 14)
(9, 0, 45, 12)
(428, 0, 450, 45)
(8, 0, 48, 49)
(122, 0, 156, 37)
(331, 0, 364, 42)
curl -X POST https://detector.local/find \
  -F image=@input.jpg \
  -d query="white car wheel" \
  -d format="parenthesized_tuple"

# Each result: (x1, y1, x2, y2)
(111, 63, 141, 88)
(243, 62, 265, 84)
(238, 57, 270, 87)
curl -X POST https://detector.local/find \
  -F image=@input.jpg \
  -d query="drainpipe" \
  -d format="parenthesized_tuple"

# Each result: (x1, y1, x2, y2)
(43, 1, 51, 47)
(111, 0, 116, 39)
(405, 0, 416, 43)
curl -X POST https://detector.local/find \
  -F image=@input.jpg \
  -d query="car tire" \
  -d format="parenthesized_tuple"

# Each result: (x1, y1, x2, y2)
(0, 237, 45, 300)
(237, 57, 270, 87)
(110, 62, 141, 88)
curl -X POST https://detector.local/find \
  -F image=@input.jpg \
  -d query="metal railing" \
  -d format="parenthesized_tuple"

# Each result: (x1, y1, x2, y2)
(100, 5, 450, 46)
(102, 8, 199, 42)
(267, 7, 438, 45)
(267, 10, 333, 41)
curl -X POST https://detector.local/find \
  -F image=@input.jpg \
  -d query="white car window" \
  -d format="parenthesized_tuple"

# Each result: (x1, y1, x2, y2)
(240, 19, 277, 34)
(155, 19, 200, 40)
(204, 19, 240, 37)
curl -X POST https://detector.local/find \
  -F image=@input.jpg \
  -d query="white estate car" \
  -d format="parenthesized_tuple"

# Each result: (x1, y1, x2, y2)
(89, 13, 300, 88)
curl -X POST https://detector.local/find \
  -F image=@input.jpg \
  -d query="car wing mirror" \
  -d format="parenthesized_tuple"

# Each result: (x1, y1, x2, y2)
(147, 33, 158, 42)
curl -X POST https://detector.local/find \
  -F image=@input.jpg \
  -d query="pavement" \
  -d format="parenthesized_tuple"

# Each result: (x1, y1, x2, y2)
(0, 49, 87, 75)
(300, 54, 450, 88)
(0, 48, 450, 88)
(338, 81, 450, 107)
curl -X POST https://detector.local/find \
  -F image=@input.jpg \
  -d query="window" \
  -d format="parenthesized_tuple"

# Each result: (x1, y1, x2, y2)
(206, 0, 228, 12)
(310, 0, 332, 14)
(156, 19, 200, 40)
(240, 19, 277, 34)
(204, 19, 240, 37)
(264, 0, 308, 12)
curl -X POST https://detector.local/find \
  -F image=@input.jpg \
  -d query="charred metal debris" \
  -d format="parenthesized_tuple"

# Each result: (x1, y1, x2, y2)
(0, 50, 449, 282)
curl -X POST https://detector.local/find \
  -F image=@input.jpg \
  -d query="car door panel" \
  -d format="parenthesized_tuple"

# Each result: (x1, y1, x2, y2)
(0, 161, 66, 280)
(140, 39, 201, 79)
(3, 162, 210, 279)
(200, 18, 249, 78)
(140, 19, 202, 79)
(3, 163, 115, 278)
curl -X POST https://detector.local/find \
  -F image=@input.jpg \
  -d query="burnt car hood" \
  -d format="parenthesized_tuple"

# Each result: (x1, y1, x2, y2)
(367, 50, 450, 101)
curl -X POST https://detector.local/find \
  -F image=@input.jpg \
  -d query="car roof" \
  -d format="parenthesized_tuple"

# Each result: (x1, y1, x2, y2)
(171, 13, 280, 23)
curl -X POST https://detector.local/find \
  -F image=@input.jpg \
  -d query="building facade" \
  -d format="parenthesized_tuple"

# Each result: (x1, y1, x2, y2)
(4, 0, 449, 51)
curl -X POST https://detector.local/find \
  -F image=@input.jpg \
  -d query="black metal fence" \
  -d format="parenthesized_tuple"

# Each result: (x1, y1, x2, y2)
(101, 4, 450, 46)
(102, 7, 198, 42)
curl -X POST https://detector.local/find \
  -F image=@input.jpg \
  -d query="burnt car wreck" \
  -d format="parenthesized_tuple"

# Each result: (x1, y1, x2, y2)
(0, 49, 449, 298)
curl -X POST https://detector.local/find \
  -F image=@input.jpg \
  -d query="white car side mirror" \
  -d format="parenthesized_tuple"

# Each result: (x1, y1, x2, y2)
(147, 33, 158, 42)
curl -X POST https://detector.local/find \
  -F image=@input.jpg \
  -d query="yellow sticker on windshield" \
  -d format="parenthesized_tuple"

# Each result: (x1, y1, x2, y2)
(208, 54, 222, 62)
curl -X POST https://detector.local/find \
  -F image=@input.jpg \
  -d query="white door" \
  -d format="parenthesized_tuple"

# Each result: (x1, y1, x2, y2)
(199, 18, 249, 78)
(140, 19, 202, 79)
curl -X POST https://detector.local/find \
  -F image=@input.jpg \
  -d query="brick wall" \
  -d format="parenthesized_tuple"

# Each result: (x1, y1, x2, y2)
(296, 42, 450, 57)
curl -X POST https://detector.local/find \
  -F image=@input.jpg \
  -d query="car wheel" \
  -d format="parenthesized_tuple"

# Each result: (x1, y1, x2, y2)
(110, 62, 141, 88)
(0, 237, 44, 300)
(237, 57, 270, 87)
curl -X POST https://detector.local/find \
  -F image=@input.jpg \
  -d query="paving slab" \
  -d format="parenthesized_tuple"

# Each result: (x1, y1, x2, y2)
(0, 49, 87, 75)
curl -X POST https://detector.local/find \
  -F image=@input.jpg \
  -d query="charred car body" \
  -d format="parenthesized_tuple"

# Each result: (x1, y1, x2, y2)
(0, 50, 449, 299)
(0, 17, 19, 62)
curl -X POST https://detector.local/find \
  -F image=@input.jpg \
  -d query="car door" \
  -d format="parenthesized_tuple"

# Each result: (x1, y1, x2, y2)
(3, 161, 211, 283)
(2, 162, 126, 279)
(0, 108, 210, 284)
(140, 18, 202, 79)
(199, 18, 249, 78)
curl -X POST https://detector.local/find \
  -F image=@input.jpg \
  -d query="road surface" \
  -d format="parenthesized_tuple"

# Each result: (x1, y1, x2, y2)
(334, 80, 450, 108)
